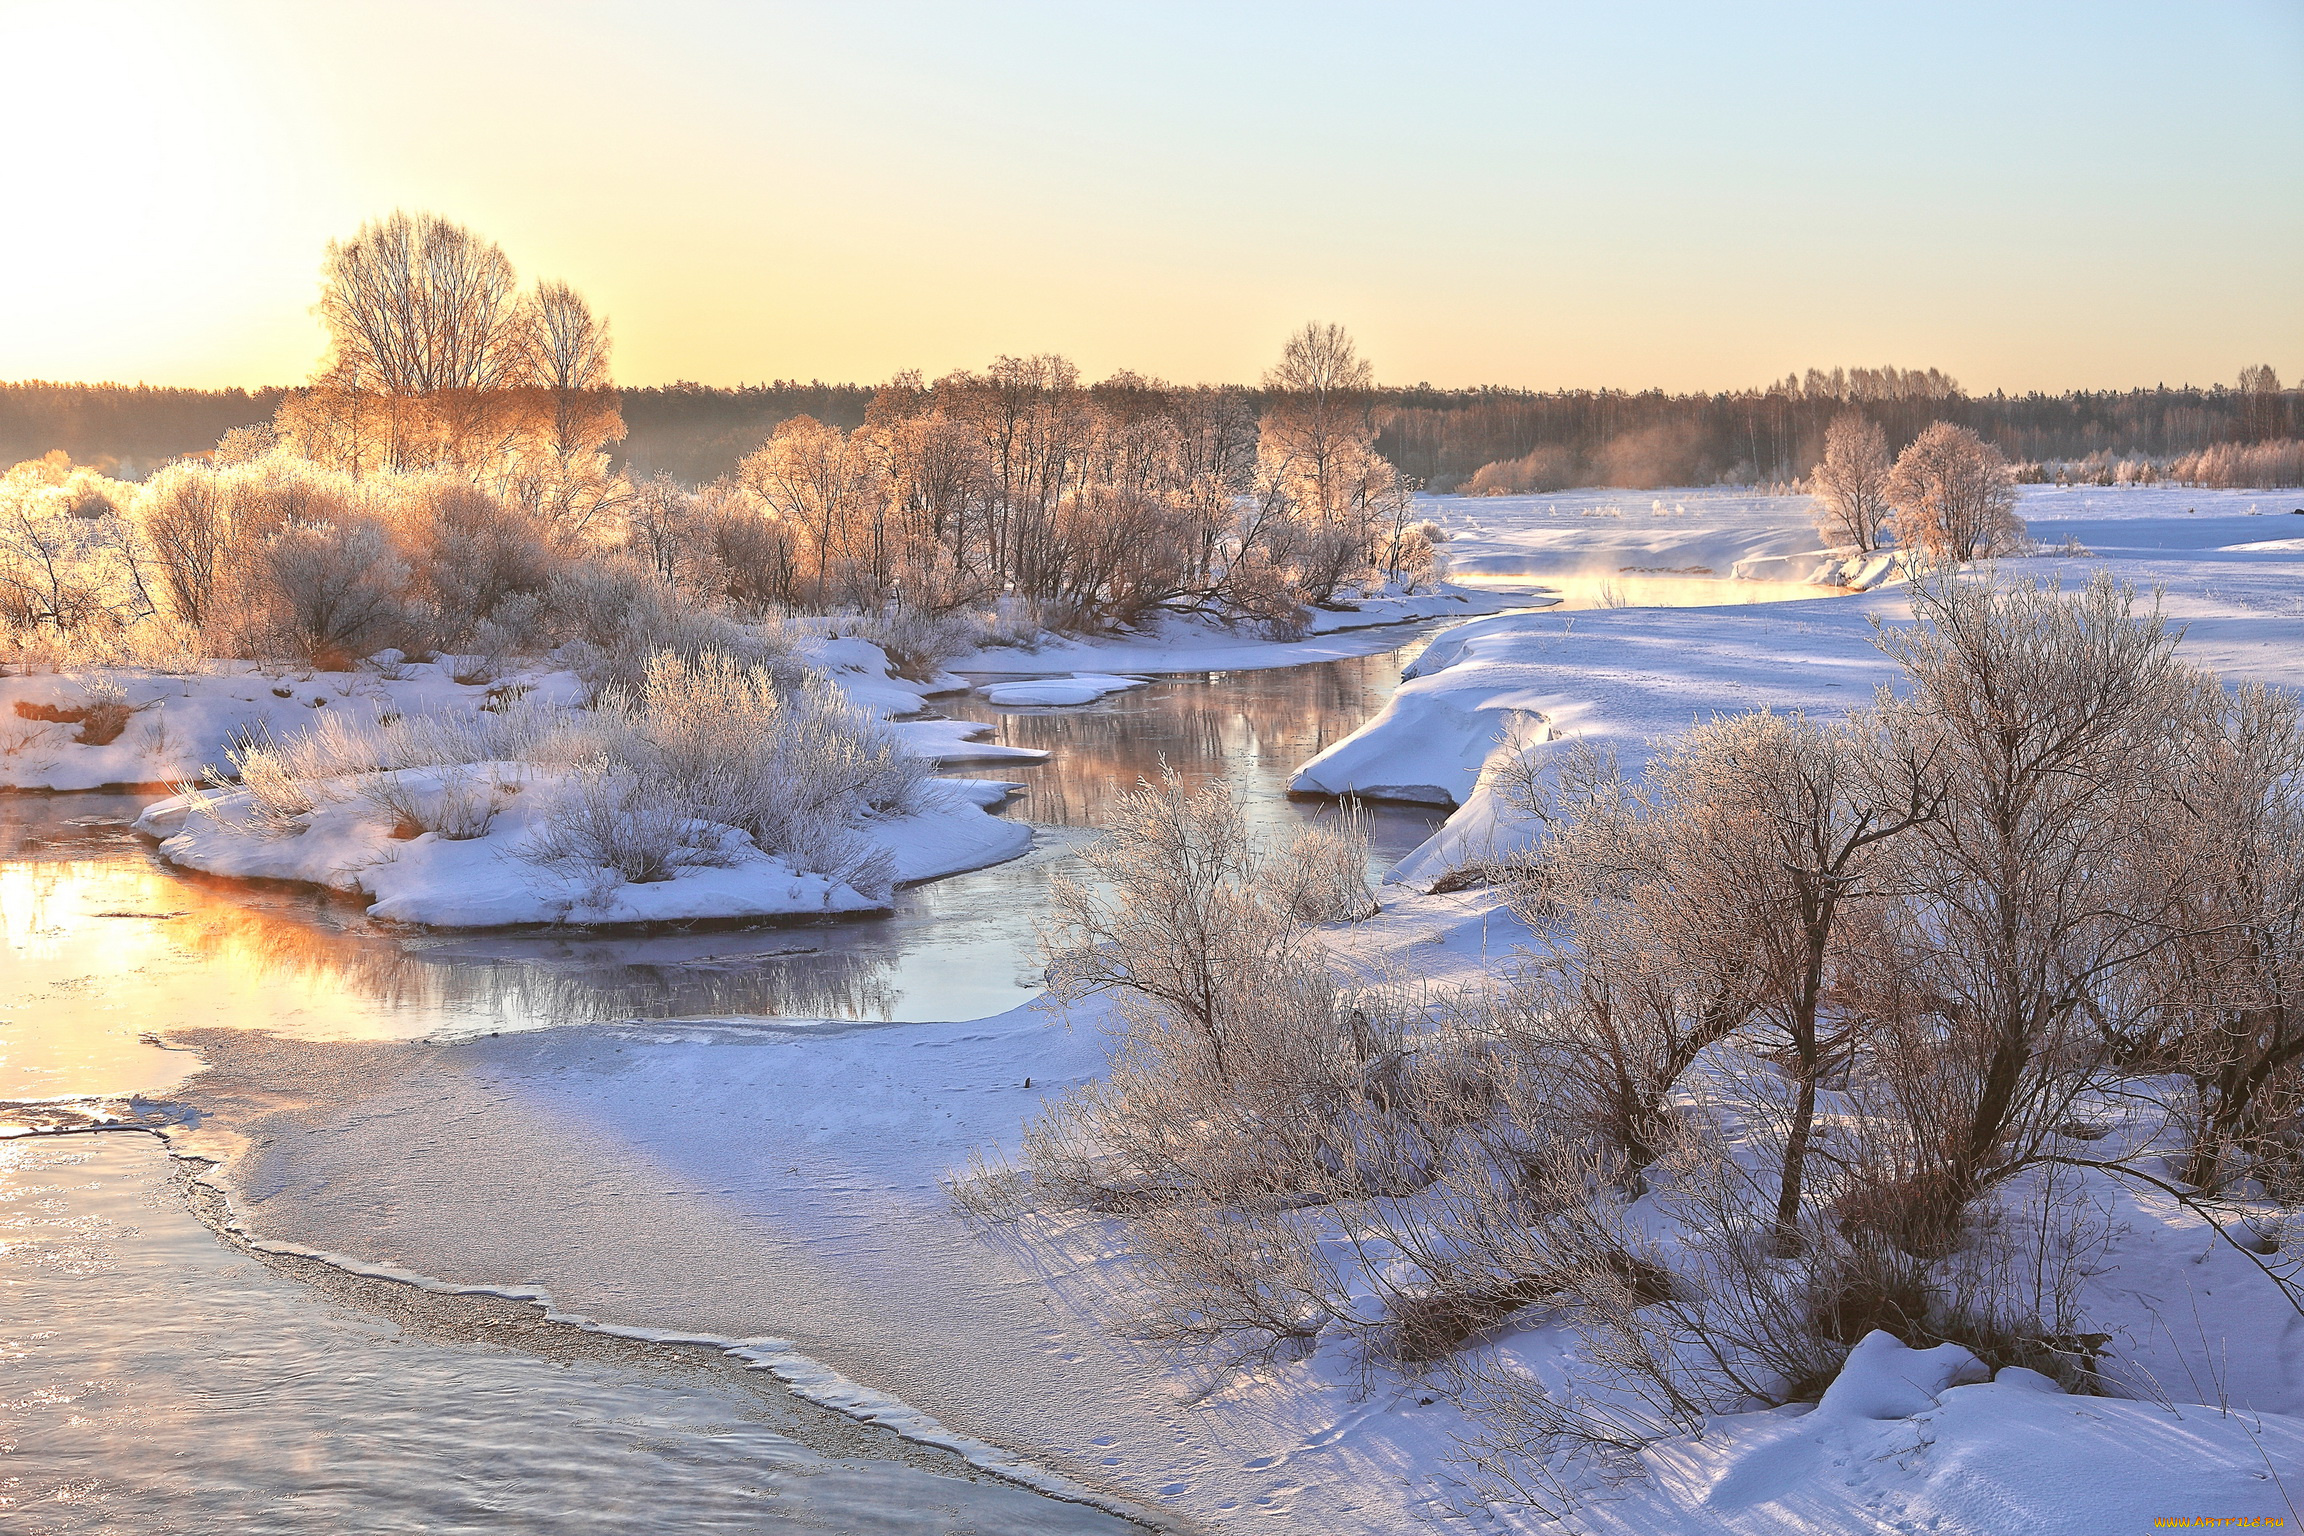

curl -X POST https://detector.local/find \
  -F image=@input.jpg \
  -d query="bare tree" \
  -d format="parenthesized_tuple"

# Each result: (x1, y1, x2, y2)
(1494, 744, 1769, 1184)
(1043, 767, 1324, 1085)
(319, 211, 532, 397)
(1855, 573, 2198, 1252)
(1666, 712, 1936, 1249)
(1261, 322, 1375, 483)
(621, 473, 698, 589)
(2142, 680, 2304, 1191)
(1810, 411, 1891, 552)
(2238, 363, 2289, 442)
(1884, 421, 2026, 564)
(738, 416, 890, 606)
(527, 279, 623, 466)
(293, 212, 572, 478)
(1257, 324, 1407, 600)
(139, 462, 232, 628)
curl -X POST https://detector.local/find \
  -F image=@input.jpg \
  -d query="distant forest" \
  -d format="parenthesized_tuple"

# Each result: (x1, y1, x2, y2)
(0, 383, 288, 477)
(1376, 371, 2294, 489)
(5, 372, 2293, 490)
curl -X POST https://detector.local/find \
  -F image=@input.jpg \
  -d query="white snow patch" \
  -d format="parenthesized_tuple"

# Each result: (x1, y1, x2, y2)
(138, 769, 1031, 928)
(1302, 486, 2304, 887)
(976, 674, 1149, 707)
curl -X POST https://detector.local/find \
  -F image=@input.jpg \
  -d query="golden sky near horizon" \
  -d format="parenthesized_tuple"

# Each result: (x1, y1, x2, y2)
(3, 0, 2299, 394)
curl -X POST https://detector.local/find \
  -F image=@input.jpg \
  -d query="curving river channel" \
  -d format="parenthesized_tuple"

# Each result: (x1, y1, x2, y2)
(0, 630, 1458, 1533)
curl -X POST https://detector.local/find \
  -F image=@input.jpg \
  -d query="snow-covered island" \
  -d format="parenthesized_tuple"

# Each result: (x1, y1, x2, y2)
(18, 635, 1039, 928)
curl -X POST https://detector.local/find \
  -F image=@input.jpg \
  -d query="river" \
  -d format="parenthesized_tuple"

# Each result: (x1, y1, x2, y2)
(0, 633, 1454, 1533)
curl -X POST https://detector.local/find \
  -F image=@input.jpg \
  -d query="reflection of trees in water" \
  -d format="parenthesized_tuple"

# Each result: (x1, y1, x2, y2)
(944, 649, 1448, 860)
(3, 825, 910, 1029)
(411, 929, 903, 1024)
(171, 898, 907, 1025)
(0, 794, 157, 859)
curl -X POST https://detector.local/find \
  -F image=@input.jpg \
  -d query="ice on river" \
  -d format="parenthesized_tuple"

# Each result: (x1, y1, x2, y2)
(975, 673, 1149, 707)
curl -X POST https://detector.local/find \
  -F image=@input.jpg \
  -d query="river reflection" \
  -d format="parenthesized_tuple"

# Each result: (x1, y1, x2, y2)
(0, 639, 1451, 1535)
(0, 636, 1449, 1103)
(942, 642, 1447, 852)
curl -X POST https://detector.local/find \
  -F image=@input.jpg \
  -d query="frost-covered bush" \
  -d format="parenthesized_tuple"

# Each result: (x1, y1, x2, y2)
(214, 724, 326, 837)
(845, 605, 975, 680)
(522, 761, 750, 884)
(196, 646, 927, 895)
(587, 649, 925, 873)
(0, 458, 154, 652)
(396, 478, 567, 653)
(1268, 801, 1380, 923)
(544, 559, 803, 696)
(251, 517, 414, 667)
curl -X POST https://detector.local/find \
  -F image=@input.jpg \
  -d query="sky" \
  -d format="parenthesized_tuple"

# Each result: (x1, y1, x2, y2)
(2, 0, 2298, 394)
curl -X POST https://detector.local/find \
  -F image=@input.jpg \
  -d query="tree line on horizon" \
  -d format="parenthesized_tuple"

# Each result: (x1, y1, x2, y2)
(1391, 366, 2299, 491)
(4, 355, 2294, 495)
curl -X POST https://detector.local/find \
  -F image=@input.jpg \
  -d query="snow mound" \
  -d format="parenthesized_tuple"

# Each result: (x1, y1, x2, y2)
(886, 717, 1050, 765)
(1813, 1331, 1992, 1420)
(1291, 689, 1550, 806)
(1581, 1330, 2304, 1535)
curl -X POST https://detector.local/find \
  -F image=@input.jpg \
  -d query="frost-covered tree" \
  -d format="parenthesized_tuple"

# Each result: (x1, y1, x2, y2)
(1884, 421, 2025, 564)
(277, 213, 623, 503)
(1810, 411, 1891, 552)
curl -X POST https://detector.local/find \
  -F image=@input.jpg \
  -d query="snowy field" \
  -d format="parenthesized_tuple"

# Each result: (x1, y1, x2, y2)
(56, 482, 2304, 1533)
(1311, 484, 2304, 885)
(1428, 485, 1842, 592)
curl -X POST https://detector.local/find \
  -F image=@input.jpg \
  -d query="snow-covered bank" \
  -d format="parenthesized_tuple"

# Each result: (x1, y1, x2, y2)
(0, 660, 592, 793)
(1300, 486, 2304, 885)
(136, 771, 1030, 928)
(2, 633, 1042, 793)
(950, 583, 1510, 675)
(164, 1012, 1319, 1527)
(59, 636, 1044, 929)
(1295, 590, 1907, 876)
